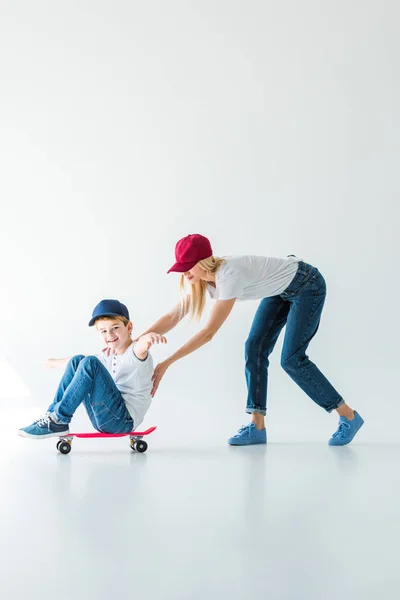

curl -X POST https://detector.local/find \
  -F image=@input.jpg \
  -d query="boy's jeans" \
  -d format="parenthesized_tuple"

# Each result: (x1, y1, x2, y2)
(46, 355, 134, 433)
(245, 261, 344, 415)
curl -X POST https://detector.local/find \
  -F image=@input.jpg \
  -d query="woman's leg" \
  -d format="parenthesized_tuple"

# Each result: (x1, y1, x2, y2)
(245, 296, 290, 421)
(228, 296, 289, 446)
(280, 263, 363, 444)
(280, 267, 344, 412)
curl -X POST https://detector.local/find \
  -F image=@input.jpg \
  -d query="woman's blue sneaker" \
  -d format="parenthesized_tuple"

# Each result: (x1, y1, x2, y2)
(228, 423, 267, 446)
(18, 415, 69, 439)
(329, 411, 364, 446)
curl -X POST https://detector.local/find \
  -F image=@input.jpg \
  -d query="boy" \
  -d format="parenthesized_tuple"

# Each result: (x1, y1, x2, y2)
(18, 299, 166, 438)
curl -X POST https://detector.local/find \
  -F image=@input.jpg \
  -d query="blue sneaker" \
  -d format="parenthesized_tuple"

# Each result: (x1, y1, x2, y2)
(18, 415, 69, 439)
(329, 411, 364, 446)
(228, 423, 267, 446)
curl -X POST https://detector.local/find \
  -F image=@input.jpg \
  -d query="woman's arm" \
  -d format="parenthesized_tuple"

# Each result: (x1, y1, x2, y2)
(167, 298, 236, 364)
(135, 296, 190, 338)
(151, 298, 236, 395)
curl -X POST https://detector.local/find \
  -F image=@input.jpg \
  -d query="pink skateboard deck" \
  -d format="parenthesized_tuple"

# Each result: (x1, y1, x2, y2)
(56, 426, 156, 454)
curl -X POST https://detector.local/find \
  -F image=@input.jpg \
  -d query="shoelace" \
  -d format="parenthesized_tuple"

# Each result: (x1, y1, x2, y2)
(234, 424, 252, 437)
(332, 421, 351, 438)
(35, 415, 51, 428)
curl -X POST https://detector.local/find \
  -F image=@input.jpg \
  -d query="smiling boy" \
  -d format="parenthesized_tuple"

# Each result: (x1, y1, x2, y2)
(18, 299, 166, 438)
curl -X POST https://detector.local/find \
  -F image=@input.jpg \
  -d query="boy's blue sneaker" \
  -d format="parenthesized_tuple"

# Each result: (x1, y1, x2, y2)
(228, 423, 267, 446)
(329, 411, 364, 446)
(18, 415, 69, 439)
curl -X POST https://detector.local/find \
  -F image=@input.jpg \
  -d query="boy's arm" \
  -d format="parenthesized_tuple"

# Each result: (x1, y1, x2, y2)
(46, 358, 71, 368)
(46, 355, 91, 368)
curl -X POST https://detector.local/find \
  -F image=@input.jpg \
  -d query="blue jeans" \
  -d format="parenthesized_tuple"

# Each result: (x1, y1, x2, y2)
(46, 355, 134, 433)
(245, 261, 344, 415)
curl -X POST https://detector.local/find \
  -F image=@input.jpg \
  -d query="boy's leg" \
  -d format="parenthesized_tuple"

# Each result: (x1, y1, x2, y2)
(46, 355, 86, 414)
(18, 355, 87, 438)
(50, 356, 133, 433)
(19, 356, 133, 438)
(79, 359, 134, 434)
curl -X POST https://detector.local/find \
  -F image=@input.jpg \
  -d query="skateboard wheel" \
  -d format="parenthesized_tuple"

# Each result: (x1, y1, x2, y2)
(136, 440, 148, 453)
(56, 441, 62, 451)
(130, 440, 136, 451)
(58, 441, 72, 455)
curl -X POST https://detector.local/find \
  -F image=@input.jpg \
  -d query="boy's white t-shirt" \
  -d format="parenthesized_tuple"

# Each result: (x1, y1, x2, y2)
(207, 256, 300, 301)
(97, 343, 153, 428)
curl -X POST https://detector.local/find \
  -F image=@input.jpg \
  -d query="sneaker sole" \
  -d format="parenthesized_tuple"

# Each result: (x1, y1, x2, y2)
(17, 430, 70, 439)
(228, 439, 267, 446)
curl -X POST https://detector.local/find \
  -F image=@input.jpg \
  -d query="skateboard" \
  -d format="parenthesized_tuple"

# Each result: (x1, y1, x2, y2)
(56, 426, 157, 455)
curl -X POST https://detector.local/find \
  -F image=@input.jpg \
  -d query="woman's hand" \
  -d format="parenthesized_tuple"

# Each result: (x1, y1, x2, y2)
(151, 360, 171, 397)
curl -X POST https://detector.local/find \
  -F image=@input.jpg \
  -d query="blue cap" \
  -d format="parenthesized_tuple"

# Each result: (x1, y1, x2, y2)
(88, 299, 130, 327)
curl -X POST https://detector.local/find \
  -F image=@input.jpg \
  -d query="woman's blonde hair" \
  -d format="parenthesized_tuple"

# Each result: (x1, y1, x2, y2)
(180, 256, 225, 320)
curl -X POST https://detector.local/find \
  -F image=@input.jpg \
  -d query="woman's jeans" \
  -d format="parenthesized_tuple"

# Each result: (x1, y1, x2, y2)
(46, 355, 134, 433)
(245, 261, 344, 415)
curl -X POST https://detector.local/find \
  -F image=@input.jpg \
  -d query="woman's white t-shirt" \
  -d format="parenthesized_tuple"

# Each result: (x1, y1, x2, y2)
(207, 256, 300, 301)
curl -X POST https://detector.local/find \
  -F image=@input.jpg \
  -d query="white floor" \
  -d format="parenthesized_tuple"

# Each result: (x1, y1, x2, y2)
(1, 432, 399, 600)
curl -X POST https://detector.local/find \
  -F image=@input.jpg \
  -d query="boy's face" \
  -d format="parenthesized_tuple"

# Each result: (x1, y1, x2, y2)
(96, 318, 133, 352)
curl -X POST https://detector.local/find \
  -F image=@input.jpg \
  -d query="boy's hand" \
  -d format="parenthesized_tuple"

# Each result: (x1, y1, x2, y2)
(45, 358, 70, 368)
(134, 333, 167, 360)
(46, 358, 59, 369)
(137, 333, 167, 351)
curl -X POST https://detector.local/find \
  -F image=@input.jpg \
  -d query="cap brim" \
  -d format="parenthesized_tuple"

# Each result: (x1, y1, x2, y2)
(167, 260, 198, 274)
(88, 312, 128, 327)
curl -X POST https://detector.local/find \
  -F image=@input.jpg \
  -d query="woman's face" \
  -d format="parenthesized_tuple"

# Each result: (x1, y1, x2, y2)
(183, 263, 208, 285)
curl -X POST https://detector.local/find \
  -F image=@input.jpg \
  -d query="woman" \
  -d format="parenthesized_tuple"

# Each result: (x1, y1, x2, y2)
(141, 234, 363, 446)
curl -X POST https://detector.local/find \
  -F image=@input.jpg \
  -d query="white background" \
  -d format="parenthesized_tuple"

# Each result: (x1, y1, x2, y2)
(0, 0, 398, 443)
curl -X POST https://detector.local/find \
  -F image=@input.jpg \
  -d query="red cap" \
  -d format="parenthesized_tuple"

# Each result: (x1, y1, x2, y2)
(167, 234, 213, 273)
